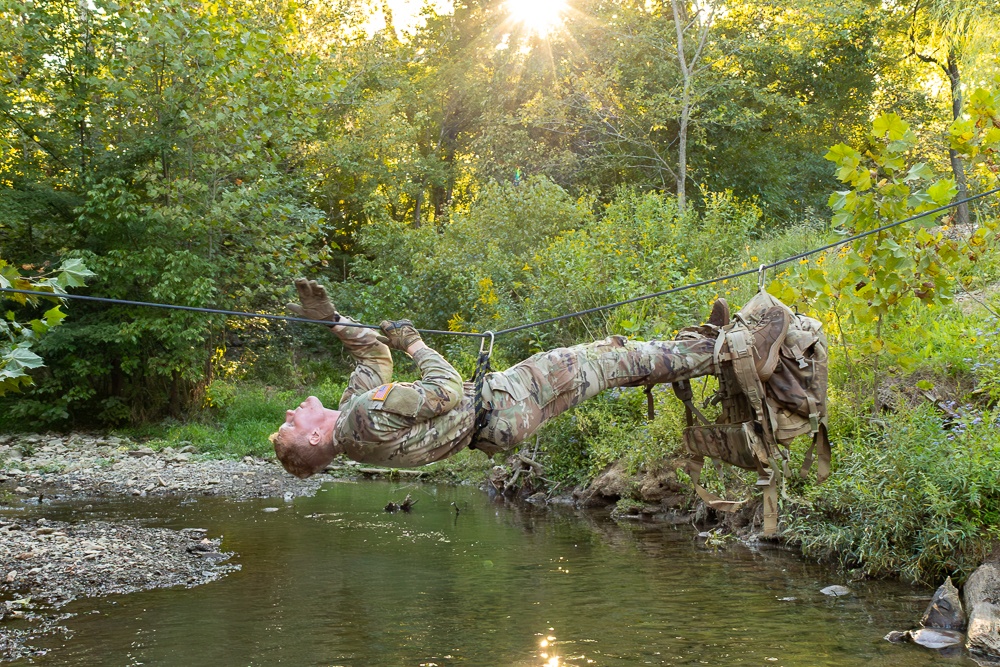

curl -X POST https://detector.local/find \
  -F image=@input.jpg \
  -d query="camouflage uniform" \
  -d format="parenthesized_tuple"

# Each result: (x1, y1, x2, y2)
(331, 316, 715, 467)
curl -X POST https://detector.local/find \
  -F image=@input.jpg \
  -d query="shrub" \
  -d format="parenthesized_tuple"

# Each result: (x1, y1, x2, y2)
(787, 404, 1000, 583)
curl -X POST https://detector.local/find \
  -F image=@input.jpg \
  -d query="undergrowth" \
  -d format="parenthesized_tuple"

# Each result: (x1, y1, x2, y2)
(786, 404, 1000, 584)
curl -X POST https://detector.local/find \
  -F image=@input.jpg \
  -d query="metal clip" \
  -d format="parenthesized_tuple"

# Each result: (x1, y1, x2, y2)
(758, 264, 767, 292)
(479, 331, 495, 358)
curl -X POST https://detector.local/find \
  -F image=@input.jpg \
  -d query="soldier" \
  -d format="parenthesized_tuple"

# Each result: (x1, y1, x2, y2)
(270, 279, 789, 478)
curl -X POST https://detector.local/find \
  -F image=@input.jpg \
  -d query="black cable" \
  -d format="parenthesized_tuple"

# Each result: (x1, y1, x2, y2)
(0, 288, 487, 338)
(3, 185, 998, 340)
(493, 184, 1000, 335)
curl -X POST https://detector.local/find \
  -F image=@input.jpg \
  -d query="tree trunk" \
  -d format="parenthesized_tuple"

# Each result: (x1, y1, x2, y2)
(413, 189, 422, 228)
(671, 0, 688, 212)
(677, 90, 690, 212)
(946, 51, 970, 227)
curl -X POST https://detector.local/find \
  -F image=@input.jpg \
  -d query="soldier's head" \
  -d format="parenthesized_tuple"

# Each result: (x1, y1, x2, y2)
(270, 396, 341, 478)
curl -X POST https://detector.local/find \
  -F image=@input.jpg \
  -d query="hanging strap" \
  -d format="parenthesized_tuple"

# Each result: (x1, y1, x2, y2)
(760, 469, 780, 537)
(683, 456, 745, 513)
(469, 332, 494, 447)
(799, 422, 831, 483)
(672, 380, 712, 427)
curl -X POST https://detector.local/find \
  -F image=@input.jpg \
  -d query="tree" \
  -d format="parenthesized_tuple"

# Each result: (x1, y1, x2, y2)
(1, 0, 343, 422)
(669, 0, 716, 211)
(906, 0, 1000, 226)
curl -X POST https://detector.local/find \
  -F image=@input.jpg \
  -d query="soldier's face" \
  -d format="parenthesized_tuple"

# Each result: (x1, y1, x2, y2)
(280, 395, 326, 441)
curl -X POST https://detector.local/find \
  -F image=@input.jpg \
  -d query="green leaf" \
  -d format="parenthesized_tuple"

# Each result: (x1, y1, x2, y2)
(44, 306, 67, 328)
(831, 211, 852, 228)
(825, 143, 861, 168)
(915, 380, 935, 391)
(54, 258, 96, 288)
(904, 163, 934, 183)
(872, 113, 909, 141)
(984, 127, 1000, 149)
(926, 179, 958, 206)
(1, 343, 45, 375)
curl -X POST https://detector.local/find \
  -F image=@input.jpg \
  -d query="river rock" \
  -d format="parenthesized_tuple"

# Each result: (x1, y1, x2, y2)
(820, 585, 851, 597)
(910, 628, 964, 649)
(583, 460, 685, 505)
(921, 576, 966, 630)
(964, 562, 1000, 659)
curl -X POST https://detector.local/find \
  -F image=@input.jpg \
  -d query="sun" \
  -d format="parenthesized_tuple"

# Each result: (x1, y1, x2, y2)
(505, 0, 567, 36)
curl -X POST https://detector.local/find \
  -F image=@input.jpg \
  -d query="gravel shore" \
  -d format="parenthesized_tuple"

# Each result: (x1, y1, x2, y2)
(1, 517, 236, 661)
(0, 432, 322, 662)
(0, 433, 322, 502)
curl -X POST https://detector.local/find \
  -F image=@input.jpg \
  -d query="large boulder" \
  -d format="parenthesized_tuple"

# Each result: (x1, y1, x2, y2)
(964, 562, 1000, 659)
(922, 577, 966, 630)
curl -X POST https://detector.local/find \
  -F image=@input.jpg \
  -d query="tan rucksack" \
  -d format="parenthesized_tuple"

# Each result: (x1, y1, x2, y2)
(672, 289, 831, 536)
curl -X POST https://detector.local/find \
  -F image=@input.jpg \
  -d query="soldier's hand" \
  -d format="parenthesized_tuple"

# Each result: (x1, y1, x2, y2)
(376, 319, 423, 352)
(287, 278, 340, 322)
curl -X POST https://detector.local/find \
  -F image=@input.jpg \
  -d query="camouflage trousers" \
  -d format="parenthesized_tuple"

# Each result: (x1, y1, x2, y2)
(474, 334, 715, 453)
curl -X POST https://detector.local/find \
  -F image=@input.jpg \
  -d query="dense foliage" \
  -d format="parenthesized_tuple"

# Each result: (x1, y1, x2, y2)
(3, 0, 1000, 581)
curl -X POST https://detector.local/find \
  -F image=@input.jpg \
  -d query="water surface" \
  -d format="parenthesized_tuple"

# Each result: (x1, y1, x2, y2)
(6, 481, 972, 666)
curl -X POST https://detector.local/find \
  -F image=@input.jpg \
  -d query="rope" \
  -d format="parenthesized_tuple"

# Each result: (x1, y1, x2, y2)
(493, 184, 1000, 335)
(2, 185, 998, 340)
(0, 288, 485, 338)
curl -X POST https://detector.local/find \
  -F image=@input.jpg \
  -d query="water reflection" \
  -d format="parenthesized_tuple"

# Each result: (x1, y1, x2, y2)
(4, 481, 977, 667)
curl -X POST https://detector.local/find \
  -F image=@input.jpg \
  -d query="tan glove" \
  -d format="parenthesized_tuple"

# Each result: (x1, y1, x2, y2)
(376, 319, 423, 351)
(286, 278, 340, 322)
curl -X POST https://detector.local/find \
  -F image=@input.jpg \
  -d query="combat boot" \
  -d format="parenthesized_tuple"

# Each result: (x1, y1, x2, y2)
(717, 306, 789, 382)
(707, 298, 730, 327)
(746, 306, 790, 380)
(677, 298, 731, 340)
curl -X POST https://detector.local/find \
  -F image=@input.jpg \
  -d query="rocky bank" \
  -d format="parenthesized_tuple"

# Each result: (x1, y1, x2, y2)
(0, 432, 324, 662)
(0, 433, 323, 502)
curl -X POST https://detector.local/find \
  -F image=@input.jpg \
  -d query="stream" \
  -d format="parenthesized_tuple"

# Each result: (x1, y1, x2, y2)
(4, 480, 974, 666)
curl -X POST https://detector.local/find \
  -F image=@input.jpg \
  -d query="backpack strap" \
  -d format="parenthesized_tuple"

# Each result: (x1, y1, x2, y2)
(758, 462, 780, 536)
(684, 456, 745, 513)
(716, 324, 766, 423)
(799, 422, 831, 483)
(672, 380, 712, 427)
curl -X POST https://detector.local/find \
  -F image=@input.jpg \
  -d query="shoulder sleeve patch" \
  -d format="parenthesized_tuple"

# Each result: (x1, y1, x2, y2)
(372, 384, 394, 401)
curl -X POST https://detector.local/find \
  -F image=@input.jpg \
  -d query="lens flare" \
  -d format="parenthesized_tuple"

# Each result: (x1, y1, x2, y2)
(505, 0, 567, 36)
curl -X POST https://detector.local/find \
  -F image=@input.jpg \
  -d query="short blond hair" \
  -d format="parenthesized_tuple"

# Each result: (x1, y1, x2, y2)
(269, 429, 318, 479)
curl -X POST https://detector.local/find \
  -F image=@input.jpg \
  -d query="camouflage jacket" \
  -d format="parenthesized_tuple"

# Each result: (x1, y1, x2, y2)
(331, 317, 477, 467)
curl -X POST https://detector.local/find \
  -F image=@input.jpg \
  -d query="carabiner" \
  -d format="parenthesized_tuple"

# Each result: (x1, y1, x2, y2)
(479, 331, 495, 358)
(758, 264, 767, 292)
